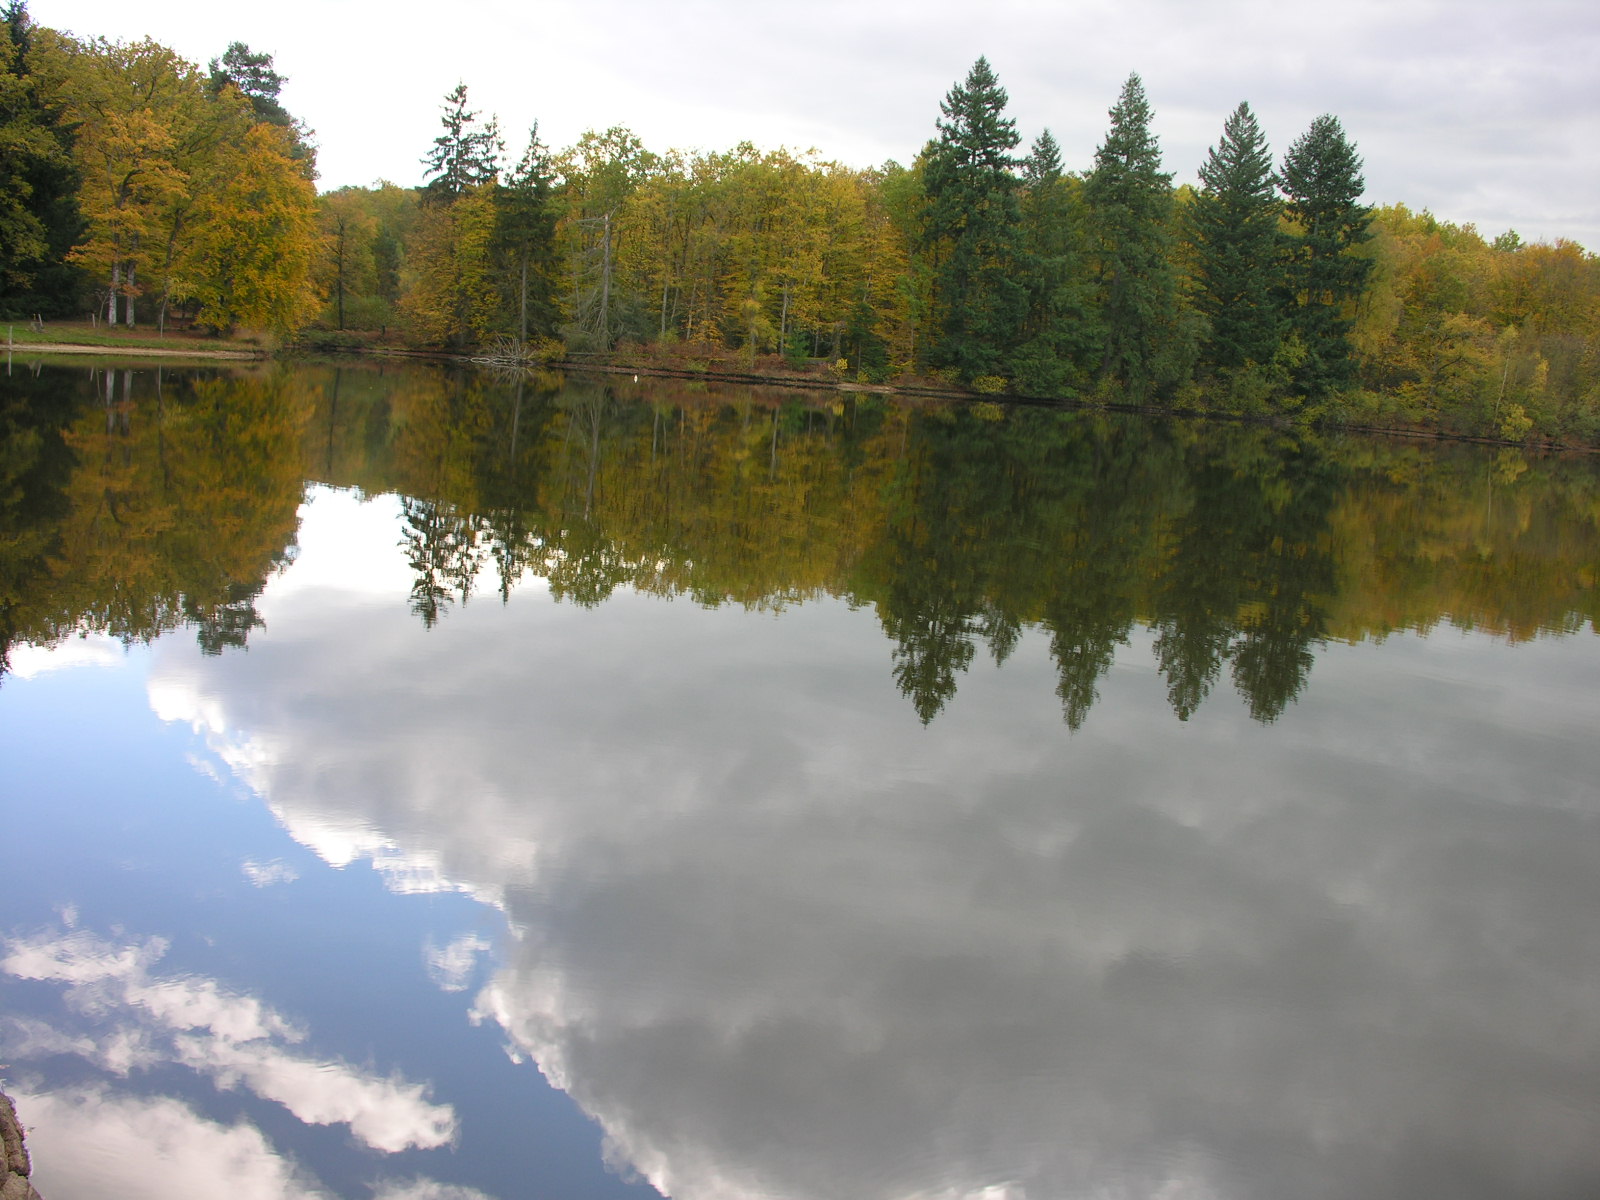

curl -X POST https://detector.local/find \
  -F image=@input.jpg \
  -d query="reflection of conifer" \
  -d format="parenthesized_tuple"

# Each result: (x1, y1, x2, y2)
(184, 576, 269, 656)
(1047, 612, 1130, 732)
(1153, 617, 1228, 721)
(401, 496, 489, 628)
(884, 602, 977, 724)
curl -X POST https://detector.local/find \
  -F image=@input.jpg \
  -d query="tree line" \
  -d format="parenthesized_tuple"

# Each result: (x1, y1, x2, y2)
(3, 4, 1596, 442)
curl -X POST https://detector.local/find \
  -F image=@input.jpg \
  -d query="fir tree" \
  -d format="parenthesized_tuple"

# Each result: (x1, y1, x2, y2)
(1278, 114, 1371, 395)
(495, 124, 560, 344)
(1084, 73, 1185, 399)
(423, 83, 502, 204)
(1010, 128, 1097, 394)
(1189, 102, 1283, 377)
(921, 56, 1026, 381)
(206, 41, 315, 171)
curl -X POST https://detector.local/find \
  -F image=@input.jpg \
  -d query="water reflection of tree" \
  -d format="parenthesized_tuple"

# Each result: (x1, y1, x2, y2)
(22, 362, 1597, 722)
(0, 363, 81, 682)
(354, 377, 1585, 728)
(2, 366, 305, 679)
(401, 497, 492, 628)
(192, 363, 1600, 725)
(1150, 432, 1340, 722)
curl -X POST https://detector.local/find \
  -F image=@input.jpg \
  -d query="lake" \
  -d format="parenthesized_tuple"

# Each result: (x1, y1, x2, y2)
(2, 359, 1598, 1200)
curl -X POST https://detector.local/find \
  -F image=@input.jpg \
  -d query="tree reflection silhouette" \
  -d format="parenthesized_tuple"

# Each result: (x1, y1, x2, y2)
(9, 363, 1599, 729)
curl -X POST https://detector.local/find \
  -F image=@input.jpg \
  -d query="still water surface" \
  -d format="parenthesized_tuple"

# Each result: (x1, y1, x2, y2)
(2, 361, 1598, 1199)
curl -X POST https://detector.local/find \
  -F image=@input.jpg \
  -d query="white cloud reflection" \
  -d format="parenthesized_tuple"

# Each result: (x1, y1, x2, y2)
(4, 631, 127, 678)
(241, 858, 300, 887)
(17, 1085, 330, 1200)
(1, 928, 457, 1154)
(426, 932, 493, 994)
(121, 489, 1600, 1200)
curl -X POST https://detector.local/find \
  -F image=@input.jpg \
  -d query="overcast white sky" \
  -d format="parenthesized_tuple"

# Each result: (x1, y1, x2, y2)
(31, 0, 1600, 248)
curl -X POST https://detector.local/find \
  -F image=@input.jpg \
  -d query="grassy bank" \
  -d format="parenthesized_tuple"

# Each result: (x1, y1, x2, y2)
(3, 319, 269, 356)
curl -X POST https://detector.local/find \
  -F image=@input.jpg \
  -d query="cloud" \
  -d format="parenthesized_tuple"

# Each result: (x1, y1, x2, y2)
(16, 1085, 331, 1200)
(425, 932, 492, 993)
(370, 1181, 502, 1200)
(2, 928, 457, 1154)
(2, 632, 126, 679)
(241, 858, 300, 887)
(27, 1, 1600, 245)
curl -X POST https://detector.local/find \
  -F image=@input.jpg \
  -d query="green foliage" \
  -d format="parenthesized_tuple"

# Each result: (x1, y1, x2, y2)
(494, 124, 561, 343)
(13, 2, 1598, 447)
(422, 83, 501, 203)
(1084, 73, 1186, 400)
(1009, 130, 1098, 394)
(1279, 114, 1372, 396)
(0, 1, 82, 316)
(921, 57, 1027, 381)
(1189, 102, 1284, 380)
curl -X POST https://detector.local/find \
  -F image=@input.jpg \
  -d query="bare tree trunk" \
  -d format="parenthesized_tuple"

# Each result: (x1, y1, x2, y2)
(107, 264, 120, 326)
(599, 213, 612, 349)
(334, 220, 347, 330)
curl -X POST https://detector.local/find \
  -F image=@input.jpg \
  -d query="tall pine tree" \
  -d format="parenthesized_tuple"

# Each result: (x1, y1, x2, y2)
(1189, 102, 1283, 381)
(1278, 114, 1371, 396)
(495, 124, 560, 344)
(1084, 73, 1185, 399)
(921, 57, 1025, 382)
(1010, 128, 1097, 394)
(422, 83, 502, 204)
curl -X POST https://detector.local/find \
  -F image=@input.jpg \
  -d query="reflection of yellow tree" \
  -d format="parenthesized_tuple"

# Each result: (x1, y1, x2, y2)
(15, 367, 308, 655)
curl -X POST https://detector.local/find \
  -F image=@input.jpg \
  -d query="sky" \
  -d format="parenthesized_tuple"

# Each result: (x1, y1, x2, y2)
(28, 0, 1600, 247)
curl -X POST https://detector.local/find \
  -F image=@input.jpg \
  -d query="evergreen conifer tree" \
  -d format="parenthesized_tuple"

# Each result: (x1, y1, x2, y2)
(1010, 128, 1097, 394)
(423, 83, 502, 204)
(922, 57, 1026, 381)
(206, 41, 315, 171)
(1278, 114, 1371, 395)
(1084, 73, 1185, 399)
(1189, 102, 1283, 378)
(495, 124, 560, 344)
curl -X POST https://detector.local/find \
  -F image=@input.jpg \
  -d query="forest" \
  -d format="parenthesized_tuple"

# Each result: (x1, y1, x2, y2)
(2, 2, 1598, 444)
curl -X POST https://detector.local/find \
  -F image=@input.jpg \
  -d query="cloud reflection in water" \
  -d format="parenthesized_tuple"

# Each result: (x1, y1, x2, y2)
(128, 487, 1600, 1200)
(2, 927, 457, 1155)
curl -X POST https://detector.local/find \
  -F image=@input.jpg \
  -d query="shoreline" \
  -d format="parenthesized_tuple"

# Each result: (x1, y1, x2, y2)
(12, 339, 1595, 454)
(8, 341, 266, 360)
